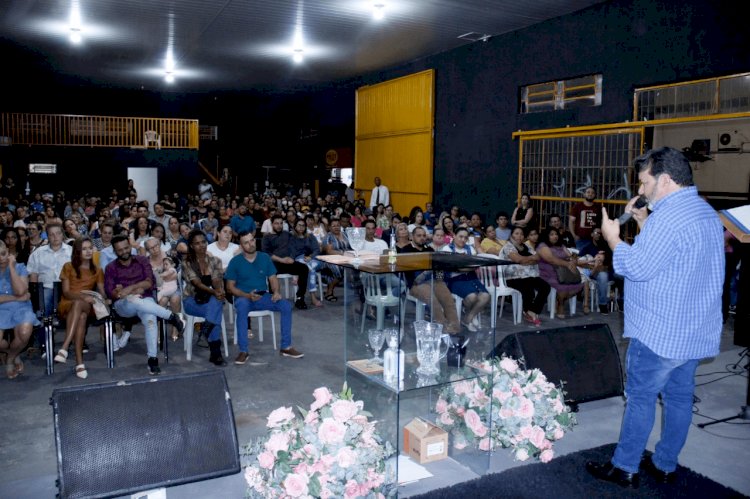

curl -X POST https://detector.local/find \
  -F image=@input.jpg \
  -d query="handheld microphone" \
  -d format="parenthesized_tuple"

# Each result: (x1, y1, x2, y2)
(617, 197, 648, 225)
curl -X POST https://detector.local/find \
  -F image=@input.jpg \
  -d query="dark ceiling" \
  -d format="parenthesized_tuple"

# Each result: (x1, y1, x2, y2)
(1, 0, 604, 93)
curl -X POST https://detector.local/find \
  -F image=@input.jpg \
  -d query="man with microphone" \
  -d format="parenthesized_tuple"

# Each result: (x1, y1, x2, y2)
(586, 147, 724, 488)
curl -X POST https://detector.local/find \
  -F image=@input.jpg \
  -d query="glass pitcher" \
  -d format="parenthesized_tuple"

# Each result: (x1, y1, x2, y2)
(413, 320, 450, 376)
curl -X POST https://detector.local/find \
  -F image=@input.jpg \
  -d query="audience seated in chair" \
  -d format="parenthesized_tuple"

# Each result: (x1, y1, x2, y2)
(290, 218, 323, 308)
(225, 230, 303, 365)
(104, 235, 185, 376)
(498, 227, 550, 326)
(53, 237, 105, 379)
(0, 241, 38, 379)
(181, 229, 227, 366)
(441, 227, 490, 332)
(398, 226, 460, 334)
(537, 228, 589, 317)
(262, 215, 311, 310)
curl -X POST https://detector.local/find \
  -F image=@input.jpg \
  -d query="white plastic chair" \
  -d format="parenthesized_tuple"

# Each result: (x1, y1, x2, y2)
(547, 288, 577, 319)
(360, 273, 402, 333)
(233, 310, 277, 350)
(144, 130, 161, 149)
(477, 264, 522, 326)
(405, 289, 426, 321)
(276, 273, 298, 300)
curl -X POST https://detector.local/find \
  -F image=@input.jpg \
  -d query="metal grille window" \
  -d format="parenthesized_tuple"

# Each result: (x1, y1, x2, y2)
(519, 129, 642, 229)
(634, 72, 750, 121)
(521, 74, 602, 113)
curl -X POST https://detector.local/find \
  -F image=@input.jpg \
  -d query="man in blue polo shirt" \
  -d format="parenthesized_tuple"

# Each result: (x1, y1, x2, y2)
(225, 230, 303, 365)
(587, 147, 724, 488)
(229, 203, 256, 239)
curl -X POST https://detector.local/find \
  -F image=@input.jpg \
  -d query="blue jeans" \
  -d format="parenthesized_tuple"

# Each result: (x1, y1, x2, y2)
(113, 297, 172, 358)
(183, 296, 224, 341)
(590, 271, 610, 306)
(575, 238, 596, 256)
(612, 339, 700, 473)
(234, 294, 292, 352)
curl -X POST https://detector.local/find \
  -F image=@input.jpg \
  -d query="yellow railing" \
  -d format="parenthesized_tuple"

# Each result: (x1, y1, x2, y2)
(0, 113, 199, 149)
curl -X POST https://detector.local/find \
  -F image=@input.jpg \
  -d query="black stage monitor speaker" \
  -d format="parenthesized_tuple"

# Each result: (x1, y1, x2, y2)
(51, 370, 240, 498)
(490, 323, 624, 405)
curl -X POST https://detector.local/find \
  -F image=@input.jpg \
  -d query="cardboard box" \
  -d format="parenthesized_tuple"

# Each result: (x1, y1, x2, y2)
(402, 417, 448, 464)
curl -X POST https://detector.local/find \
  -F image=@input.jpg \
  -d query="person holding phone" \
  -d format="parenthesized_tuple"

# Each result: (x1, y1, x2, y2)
(226, 230, 304, 365)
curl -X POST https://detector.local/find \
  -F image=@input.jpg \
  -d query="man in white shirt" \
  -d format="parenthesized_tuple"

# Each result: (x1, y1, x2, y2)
(362, 219, 388, 254)
(149, 202, 172, 228)
(26, 223, 72, 316)
(369, 177, 390, 210)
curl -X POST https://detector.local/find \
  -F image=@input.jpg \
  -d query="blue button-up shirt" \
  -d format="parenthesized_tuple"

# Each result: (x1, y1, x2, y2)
(613, 186, 724, 360)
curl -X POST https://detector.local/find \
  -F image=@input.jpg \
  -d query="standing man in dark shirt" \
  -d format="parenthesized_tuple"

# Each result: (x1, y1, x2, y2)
(261, 215, 310, 309)
(569, 186, 601, 255)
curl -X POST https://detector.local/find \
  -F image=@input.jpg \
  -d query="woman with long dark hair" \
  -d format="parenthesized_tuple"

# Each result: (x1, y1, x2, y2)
(3, 227, 30, 265)
(537, 228, 588, 317)
(0, 241, 37, 379)
(53, 237, 105, 379)
(182, 229, 227, 366)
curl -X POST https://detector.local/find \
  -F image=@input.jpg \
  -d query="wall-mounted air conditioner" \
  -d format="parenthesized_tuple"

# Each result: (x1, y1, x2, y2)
(718, 130, 741, 151)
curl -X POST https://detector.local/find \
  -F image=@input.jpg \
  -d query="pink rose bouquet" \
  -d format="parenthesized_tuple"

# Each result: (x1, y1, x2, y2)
(434, 356, 576, 462)
(243, 384, 394, 498)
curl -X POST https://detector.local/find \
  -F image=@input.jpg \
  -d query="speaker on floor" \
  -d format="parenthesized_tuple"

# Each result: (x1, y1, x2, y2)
(51, 370, 240, 498)
(489, 323, 624, 405)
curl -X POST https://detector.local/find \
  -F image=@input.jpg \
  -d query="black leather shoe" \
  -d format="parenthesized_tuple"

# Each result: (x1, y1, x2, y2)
(641, 455, 676, 484)
(586, 461, 639, 488)
(294, 298, 308, 310)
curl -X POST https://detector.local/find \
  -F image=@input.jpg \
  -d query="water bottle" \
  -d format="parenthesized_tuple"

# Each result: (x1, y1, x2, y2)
(383, 335, 404, 389)
(388, 231, 397, 264)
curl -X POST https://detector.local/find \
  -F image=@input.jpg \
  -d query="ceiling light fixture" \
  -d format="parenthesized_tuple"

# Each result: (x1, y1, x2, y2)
(68, 0, 83, 44)
(164, 49, 176, 83)
(372, 3, 386, 21)
(292, 48, 304, 64)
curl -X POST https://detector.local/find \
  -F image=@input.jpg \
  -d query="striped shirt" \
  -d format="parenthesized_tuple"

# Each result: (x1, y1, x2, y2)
(613, 186, 724, 359)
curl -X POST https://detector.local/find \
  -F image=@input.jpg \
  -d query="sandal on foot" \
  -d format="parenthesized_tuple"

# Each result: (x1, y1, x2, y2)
(6, 363, 19, 380)
(14, 357, 24, 375)
(324, 294, 338, 302)
(54, 349, 69, 363)
(75, 364, 88, 379)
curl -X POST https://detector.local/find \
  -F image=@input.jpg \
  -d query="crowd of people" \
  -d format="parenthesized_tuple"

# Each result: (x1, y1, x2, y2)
(0, 173, 627, 380)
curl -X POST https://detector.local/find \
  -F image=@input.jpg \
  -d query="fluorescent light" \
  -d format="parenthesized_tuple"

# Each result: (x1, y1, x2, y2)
(164, 72, 175, 83)
(293, 49, 304, 64)
(372, 3, 386, 21)
(69, 0, 83, 44)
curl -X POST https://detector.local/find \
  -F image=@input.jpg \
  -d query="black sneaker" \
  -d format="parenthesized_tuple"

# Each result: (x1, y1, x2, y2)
(294, 298, 308, 310)
(147, 357, 161, 375)
(599, 305, 609, 315)
(82, 342, 90, 353)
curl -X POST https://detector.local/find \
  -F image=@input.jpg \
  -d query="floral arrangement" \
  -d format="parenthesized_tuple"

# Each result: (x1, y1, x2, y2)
(434, 356, 577, 463)
(242, 384, 394, 498)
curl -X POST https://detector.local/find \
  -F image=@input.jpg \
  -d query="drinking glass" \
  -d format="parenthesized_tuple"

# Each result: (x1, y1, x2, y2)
(345, 227, 366, 264)
(368, 328, 386, 363)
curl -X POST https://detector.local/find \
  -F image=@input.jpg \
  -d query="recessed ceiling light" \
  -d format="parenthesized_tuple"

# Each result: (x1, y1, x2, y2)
(164, 72, 175, 84)
(293, 48, 304, 64)
(69, 27, 82, 44)
(372, 3, 386, 21)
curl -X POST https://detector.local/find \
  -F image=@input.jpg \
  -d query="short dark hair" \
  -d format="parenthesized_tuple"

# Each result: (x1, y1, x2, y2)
(634, 146, 693, 186)
(111, 234, 129, 247)
(495, 211, 509, 219)
(364, 219, 377, 228)
(271, 214, 284, 223)
(237, 230, 254, 240)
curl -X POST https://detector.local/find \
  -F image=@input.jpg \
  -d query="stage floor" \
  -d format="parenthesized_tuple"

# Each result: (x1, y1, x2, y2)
(1, 298, 748, 498)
